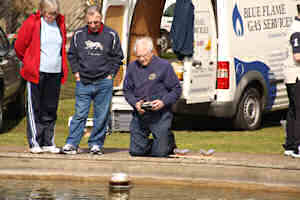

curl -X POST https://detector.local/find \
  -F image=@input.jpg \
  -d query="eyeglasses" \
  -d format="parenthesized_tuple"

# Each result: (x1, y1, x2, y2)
(88, 21, 101, 25)
(136, 51, 151, 59)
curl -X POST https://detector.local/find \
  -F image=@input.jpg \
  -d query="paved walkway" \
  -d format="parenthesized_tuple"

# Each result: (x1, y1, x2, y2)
(0, 146, 300, 191)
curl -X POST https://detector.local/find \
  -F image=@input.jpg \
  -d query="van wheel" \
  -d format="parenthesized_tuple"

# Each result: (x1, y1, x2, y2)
(233, 88, 262, 130)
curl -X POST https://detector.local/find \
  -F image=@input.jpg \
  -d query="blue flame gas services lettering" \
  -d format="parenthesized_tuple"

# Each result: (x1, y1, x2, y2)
(242, 4, 292, 32)
(244, 4, 286, 18)
(248, 20, 261, 31)
(262, 4, 286, 16)
(263, 17, 292, 30)
(244, 6, 261, 18)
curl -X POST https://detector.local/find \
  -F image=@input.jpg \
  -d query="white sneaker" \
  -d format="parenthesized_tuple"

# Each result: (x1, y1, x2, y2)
(291, 146, 300, 158)
(30, 146, 43, 154)
(62, 144, 77, 155)
(90, 145, 103, 155)
(42, 146, 61, 154)
(284, 150, 294, 156)
(291, 152, 300, 158)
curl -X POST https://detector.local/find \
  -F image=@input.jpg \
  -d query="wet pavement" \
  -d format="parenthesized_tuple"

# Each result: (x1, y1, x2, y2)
(0, 146, 300, 191)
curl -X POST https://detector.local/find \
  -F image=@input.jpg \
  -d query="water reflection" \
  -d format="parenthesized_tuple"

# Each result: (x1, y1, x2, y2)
(108, 189, 130, 200)
(0, 180, 106, 200)
(0, 179, 299, 200)
(29, 188, 55, 200)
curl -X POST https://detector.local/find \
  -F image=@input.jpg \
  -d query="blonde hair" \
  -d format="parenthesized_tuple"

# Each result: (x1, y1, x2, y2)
(39, 0, 60, 13)
(134, 36, 154, 54)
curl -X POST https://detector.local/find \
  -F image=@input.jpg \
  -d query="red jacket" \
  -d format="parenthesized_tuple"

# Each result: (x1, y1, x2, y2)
(15, 11, 68, 84)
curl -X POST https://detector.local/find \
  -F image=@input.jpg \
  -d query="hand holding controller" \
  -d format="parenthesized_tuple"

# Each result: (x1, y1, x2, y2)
(141, 101, 153, 111)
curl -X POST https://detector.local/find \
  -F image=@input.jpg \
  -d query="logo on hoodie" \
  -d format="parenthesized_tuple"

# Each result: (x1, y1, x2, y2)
(85, 40, 103, 50)
(148, 73, 157, 80)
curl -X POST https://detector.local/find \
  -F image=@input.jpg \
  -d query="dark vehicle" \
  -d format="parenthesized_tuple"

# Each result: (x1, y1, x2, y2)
(0, 26, 26, 132)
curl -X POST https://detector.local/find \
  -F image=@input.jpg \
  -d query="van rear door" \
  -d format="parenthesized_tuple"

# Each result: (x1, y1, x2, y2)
(101, 0, 132, 89)
(182, 0, 217, 104)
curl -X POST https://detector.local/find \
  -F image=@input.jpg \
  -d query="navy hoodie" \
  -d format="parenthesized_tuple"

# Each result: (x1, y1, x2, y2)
(68, 24, 124, 84)
(123, 56, 182, 110)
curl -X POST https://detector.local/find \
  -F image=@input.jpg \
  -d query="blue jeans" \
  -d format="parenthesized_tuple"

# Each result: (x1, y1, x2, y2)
(129, 110, 176, 157)
(65, 78, 113, 148)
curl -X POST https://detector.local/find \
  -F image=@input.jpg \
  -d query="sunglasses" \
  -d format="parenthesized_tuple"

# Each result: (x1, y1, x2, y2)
(88, 21, 101, 25)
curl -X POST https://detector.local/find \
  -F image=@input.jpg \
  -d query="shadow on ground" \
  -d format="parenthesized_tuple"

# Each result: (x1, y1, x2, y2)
(172, 110, 286, 131)
(0, 108, 25, 134)
(77, 147, 128, 154)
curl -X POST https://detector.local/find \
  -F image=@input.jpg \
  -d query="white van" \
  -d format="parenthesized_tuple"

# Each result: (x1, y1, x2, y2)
(102, 0, 300, 130)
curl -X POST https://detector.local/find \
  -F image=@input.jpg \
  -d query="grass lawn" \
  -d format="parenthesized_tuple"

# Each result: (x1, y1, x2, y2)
(0, 99, 286, 154)
(0, 72, 287, 154)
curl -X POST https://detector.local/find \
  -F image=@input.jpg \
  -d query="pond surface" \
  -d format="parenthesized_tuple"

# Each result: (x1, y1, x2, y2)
(0, 179, 299, 200)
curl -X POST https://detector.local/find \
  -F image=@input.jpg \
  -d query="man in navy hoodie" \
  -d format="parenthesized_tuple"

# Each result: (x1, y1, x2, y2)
(123, 36, 182, 157)
(62, 6, 123, 155)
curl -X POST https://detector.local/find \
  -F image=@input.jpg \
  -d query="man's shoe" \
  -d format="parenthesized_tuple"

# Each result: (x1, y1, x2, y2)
(42, 146, 61, 154)
(291, 146, 300, 158)
(30, 146, 43, 154)
(62, 144, 77, 155)
(284, 150, 294, 156)
(291, 151, 300, 158)
(90, 145, 104, 155)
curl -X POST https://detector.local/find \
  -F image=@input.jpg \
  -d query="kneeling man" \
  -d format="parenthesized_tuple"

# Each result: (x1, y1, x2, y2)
(123, 36, 182, 157)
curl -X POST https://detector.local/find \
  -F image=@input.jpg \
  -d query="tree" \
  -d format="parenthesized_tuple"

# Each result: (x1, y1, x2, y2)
(0, 0, 35, 33)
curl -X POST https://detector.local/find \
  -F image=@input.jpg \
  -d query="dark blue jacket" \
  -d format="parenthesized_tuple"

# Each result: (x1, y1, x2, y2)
(68, 24, 124, 84)
(170, 0, 194, 58)
(123, 56, 182, 111)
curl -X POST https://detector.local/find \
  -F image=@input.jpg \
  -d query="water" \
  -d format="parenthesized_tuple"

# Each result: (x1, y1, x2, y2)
(0, 179, 299, 200)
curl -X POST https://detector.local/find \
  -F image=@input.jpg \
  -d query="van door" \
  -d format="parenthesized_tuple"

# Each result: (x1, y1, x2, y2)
(102, 0, 163, 88)
(182, 0, 217, 104)
(101, 0, 134, 89)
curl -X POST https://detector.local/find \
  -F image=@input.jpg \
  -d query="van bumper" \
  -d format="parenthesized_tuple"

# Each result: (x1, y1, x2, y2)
(208, 101, 236, 118)
(172, 100, 236, 118)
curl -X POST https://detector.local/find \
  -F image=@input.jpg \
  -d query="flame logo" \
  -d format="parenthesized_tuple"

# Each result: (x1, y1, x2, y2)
(232, 4, 244, 36)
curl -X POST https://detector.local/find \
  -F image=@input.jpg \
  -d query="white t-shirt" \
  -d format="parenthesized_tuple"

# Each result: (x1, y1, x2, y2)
(40, 17, 62, 73)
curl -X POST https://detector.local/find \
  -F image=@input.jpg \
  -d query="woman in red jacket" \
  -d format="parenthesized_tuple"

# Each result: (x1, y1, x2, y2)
(15, 0, 68, 154)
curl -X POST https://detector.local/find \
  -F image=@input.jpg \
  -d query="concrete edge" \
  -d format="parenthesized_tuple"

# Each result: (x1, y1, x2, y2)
(1, 153, 300, 192)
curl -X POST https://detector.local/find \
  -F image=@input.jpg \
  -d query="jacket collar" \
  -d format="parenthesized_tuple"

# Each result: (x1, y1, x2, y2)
(88, 23, 104, 34)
